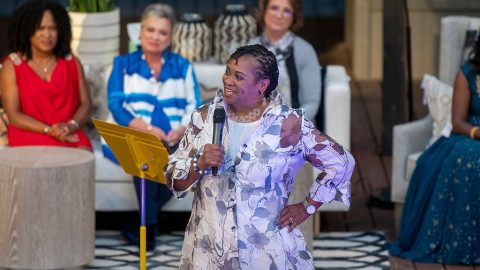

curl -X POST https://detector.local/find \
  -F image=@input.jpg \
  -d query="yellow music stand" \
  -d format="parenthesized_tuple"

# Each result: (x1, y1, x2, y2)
(92, 118, 171, 270)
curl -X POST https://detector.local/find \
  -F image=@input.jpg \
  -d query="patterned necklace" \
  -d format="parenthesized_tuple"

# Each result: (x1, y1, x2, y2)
(227, 98, 268, 123)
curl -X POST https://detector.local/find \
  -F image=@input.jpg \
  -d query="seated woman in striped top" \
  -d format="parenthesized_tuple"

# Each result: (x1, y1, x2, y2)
(106, 3, 202, 251)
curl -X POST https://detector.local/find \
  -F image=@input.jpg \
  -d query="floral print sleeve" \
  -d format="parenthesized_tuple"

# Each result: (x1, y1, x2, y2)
(302, 118, 354, 205)
(165, 105, 209, 198)
(167, 91, 355, 270)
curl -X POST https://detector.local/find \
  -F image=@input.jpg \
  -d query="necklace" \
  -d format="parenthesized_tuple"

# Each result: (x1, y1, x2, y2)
(227, 98, 268, 123)
(33, 57, 55, 73)
(142, 53, 165, 76)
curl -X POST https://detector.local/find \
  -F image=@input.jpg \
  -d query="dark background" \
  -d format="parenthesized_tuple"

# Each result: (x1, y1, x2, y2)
(0, 0, 345, 63)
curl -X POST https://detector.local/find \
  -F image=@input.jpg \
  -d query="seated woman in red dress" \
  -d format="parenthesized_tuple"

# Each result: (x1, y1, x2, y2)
(0, 0, 92, 151)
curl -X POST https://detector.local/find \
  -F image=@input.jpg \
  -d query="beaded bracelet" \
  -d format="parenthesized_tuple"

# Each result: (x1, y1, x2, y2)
(44, 125, 51, 134)
(193, 154, 211, 175)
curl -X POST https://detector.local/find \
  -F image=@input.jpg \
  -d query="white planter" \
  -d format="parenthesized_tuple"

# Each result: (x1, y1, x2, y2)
(69, 8, 120, 66)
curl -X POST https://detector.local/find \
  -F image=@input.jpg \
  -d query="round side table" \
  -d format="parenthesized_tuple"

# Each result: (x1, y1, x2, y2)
(0, 146, 95, 269)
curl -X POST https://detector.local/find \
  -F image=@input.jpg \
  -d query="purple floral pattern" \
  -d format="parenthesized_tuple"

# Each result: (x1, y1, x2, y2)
(166, 92, 355, 269)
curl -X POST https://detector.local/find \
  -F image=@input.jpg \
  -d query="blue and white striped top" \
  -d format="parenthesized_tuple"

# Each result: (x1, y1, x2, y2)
(107, 49, 202, 131)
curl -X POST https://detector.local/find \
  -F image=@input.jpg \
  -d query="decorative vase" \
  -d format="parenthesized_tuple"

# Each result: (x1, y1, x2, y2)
(214, 4, 257, 64)
(69, 8, 120, 66)
(172, 13, 211, 62)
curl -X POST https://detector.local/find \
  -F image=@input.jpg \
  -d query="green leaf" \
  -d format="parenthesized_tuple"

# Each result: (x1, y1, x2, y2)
(98, 0, 116, 12)
(69, 0, 116, 13)
(87, 0, 97, 12)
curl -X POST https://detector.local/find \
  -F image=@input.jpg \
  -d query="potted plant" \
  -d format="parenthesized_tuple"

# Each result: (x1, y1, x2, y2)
(69, 0, 116, 12)
(68, 0, 120, 66)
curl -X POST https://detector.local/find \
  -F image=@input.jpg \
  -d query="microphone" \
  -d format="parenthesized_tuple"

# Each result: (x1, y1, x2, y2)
(212, 108, 226, 175)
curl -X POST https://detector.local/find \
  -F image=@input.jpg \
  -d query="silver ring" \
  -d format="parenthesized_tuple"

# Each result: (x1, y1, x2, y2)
(289, 217, 293, 224)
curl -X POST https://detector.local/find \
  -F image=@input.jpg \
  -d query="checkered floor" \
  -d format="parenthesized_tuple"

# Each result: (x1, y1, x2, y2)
(83, 231, 389, 269)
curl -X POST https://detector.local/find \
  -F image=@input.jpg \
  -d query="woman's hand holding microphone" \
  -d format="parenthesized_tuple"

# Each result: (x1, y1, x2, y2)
(195, 144, 225, 172)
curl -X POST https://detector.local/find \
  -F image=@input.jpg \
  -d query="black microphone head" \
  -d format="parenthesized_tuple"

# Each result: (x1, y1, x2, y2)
(213, 108, 226, 123)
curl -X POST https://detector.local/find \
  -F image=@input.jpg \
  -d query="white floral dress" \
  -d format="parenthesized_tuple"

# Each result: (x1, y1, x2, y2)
(165, 92, 355, 270)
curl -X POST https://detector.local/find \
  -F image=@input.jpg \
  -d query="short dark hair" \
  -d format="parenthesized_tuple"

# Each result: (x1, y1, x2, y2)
(228, 44, 279, 98)
(255, 0, 304, 33)
(8, 0, 72, 60)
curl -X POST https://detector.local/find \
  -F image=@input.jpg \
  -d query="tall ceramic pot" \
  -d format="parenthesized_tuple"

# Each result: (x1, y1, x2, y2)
(214, 4, 257, 64)
(172, 13, 212, 62)
(69, 8, 120, 66)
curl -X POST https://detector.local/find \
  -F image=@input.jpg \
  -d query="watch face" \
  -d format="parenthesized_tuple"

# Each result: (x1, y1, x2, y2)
(306, 205, 316, 214)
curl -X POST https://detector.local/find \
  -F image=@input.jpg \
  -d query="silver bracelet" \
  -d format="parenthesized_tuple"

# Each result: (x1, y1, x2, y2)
(68, 119, 79, 131)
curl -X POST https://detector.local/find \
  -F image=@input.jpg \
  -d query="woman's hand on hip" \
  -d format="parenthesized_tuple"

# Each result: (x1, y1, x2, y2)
(197, 144, 225, 171)
(277, 203, 311, 232)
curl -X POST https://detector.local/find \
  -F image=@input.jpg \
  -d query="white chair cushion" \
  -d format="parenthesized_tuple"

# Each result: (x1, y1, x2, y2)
(421, 74, 453, 147)
(92, 139, 131, 182)
(439, 16, 470, 85)
(405, 151, 423, 183)
(193, 61, 225, 89)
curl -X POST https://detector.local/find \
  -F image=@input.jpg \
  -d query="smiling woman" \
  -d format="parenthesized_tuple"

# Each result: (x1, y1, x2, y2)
(0, 0, 93, 151)
(164, 44, 355, 269)
(249, 0, 321, 126)
(222, 55, 272, 118)
(105, 3, 202, 251)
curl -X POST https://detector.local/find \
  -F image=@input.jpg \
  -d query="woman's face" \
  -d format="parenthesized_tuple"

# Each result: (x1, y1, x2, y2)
(264, 0, 294, 35)
(222, 55, 268, 110)
(140, 17, 172, 55)
(30, 10, 58, 54)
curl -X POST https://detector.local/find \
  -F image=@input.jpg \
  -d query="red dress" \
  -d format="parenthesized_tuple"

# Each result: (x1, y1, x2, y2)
(4, 53, 92, 149)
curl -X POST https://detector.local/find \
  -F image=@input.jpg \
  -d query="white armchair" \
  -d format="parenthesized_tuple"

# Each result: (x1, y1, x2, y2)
(391, 16, 479, 232)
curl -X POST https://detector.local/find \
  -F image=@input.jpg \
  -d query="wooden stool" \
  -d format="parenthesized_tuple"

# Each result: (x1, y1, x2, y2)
(0, 146, 95, 269)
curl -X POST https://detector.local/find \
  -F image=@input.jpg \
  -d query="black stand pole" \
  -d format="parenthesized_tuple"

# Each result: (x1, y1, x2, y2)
(403, 0, 414, 121)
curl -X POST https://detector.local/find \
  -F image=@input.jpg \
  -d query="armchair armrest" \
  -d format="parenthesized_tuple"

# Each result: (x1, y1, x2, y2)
(192, 60, 225, 89)
(324, 65, 351, 150)
(391, 116, 433, 203)
(313, 65, 351, 212)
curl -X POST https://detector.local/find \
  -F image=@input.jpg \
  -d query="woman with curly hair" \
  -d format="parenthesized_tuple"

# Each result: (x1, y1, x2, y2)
(387, 33, 480, 264)
(0, 0, 92, 150)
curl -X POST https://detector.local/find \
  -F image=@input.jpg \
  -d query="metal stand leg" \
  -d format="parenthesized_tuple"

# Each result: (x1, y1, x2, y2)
(140, 175, 146, 270)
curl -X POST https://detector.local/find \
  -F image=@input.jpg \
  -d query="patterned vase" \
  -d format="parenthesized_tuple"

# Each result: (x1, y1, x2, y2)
(172, 13, 211, 62)
(214, 4, 257, 64)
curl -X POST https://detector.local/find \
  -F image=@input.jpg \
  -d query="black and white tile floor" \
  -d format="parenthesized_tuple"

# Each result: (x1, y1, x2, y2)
(83, 231, 389, 270)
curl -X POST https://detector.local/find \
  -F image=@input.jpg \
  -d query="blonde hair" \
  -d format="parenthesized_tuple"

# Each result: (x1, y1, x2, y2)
(141, 3, 176, 26)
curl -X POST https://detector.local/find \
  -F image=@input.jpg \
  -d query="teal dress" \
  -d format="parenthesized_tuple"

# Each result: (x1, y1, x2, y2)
(388, 63, 480, 264)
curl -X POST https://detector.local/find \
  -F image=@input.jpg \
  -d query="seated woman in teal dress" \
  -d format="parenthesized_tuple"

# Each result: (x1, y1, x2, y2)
(387, 36, 480, 265)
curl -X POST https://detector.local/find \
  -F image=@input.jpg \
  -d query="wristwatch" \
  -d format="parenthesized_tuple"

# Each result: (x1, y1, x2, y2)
(302, 199, 316, 215)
